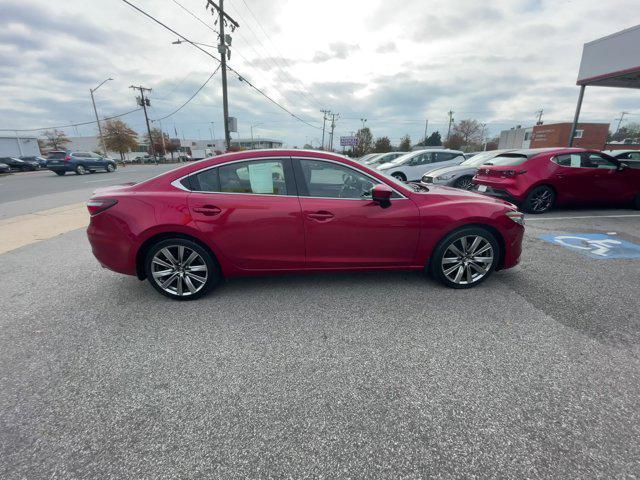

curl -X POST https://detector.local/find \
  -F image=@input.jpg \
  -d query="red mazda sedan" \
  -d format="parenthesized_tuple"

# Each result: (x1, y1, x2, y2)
(472, 148, 640, 213)
(87, 150, 524, 299)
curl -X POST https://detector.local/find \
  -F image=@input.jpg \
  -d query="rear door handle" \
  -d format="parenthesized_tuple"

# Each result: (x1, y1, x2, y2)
(306, 210, 334, 221)
(193, 205, 221, 216)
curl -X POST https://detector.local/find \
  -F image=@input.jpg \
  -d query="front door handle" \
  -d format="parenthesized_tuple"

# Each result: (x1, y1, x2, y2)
(306, 210, 334, 221)
(556, 174, 565, 179)
(193, 205, 221, 216)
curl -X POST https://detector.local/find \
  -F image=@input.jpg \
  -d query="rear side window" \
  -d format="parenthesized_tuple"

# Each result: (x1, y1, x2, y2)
(189, 159, 289, 195)
(47, 152, 66, 159)
(553, 154, 582, 168)
(486, 154, 529, 166)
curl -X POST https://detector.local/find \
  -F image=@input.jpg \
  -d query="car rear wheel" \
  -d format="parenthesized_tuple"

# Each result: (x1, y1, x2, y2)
(454, 176, 473, 190)
(429, 227, 499, 289)
(54, 171, 65, 176)
(391, 172, 407, 182)
(106, 163, 116, 172)
(75, 164, 86, 175)
(145, 238, 219, 300)
(522, 185, 555, 214)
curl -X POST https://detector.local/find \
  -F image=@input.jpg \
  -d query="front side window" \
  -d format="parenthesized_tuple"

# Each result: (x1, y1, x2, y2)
(189, 159, 289, 195)
(298, 160, 379, 199)
(582, 153, 616, 169)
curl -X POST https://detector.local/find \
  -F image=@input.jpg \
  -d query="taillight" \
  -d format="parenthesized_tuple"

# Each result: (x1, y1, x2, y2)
(64, 155, 72, 161)
(87, 198, 117, 216)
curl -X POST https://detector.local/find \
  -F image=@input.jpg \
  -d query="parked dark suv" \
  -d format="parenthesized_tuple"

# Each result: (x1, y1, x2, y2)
(46, 151, 117, 176)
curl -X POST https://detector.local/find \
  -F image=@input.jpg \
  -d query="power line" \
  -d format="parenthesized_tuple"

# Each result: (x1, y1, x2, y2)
(152, 65, 221, 121)
(120, 0, 321, 130)
(0, 108, 141, 132)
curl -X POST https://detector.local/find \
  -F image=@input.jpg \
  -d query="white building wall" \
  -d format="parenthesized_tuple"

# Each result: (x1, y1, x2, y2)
(0, 136, 40, 157)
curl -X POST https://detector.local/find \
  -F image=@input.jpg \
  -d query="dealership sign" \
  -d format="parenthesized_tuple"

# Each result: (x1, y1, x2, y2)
(340, 136, 358, 146)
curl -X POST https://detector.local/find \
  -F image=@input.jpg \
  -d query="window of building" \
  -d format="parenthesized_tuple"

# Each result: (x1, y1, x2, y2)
(573, 130, 584, 139)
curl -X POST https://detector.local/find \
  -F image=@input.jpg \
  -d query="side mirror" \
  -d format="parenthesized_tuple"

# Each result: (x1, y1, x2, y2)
(372, 184, 393, 208)
(618, 162, 628, 171)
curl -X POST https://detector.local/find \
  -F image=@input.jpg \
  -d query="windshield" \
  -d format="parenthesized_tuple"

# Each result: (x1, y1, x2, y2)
(388, 152, 416, 165)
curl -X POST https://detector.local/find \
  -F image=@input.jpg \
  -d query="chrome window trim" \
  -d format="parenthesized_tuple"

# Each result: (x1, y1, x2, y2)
(171, 155, 410, 200)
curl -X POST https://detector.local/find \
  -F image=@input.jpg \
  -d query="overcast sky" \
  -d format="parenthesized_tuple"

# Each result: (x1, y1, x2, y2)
(1, 0, 639, 147)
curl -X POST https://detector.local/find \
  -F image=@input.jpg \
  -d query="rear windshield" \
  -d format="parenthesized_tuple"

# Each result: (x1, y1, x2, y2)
(47, 152, 66, 159)
(484, 154, 529, 166)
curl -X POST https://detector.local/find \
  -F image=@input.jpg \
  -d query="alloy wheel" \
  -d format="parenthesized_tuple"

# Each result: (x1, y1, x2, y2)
(441, 235, 494, 285)
(76, 165, 86, 175)
(530, 189, 553, 212)
(151, 245, 209, 297)
(455, 176, 473, 190)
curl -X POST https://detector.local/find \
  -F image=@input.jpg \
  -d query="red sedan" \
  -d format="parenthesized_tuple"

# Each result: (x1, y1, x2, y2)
(472, 148, 640, 213)
(87, 150, 525, 299)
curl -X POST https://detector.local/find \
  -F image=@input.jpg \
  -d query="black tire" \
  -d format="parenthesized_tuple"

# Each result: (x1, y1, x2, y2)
(634, 193, 640, 210)
(55, 171, 66, 176)
(144, 238, 219, 300)
(106, 163, 116, 173)
(391, 172, 407, 182)
(453, 175, 473, 190)
(75, 164, 87, 175)
(522, 185, 555, 214)
(429, 226, 500, 289)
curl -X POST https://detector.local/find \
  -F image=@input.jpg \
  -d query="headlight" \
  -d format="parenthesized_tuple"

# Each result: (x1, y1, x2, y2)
(505, 211, 525, 226)
(437, 173, 456, 180)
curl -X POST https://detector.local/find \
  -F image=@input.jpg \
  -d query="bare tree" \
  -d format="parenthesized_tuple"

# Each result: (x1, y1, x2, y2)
(43, 130, 70, 150)
(452, 119, 483, 146)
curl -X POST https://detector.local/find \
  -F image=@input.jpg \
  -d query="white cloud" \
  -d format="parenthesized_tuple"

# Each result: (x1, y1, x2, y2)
(0, 0, 639, 147)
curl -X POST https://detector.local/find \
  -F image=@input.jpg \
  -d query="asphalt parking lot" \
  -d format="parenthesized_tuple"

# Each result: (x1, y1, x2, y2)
(1, 170, 640, 478)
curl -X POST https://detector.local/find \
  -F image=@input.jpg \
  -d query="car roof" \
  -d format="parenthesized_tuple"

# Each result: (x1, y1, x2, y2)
(500, 147, 588, 158)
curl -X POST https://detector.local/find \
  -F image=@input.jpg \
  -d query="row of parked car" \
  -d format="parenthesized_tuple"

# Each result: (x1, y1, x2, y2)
(0, 156, 47, 173)
(357, 148, 640, 213)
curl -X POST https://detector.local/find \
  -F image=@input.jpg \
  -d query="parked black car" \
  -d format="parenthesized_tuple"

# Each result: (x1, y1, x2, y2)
(0, 157, 40, 171)
(46, 151, 117, 175)
(0, 162, 10, 174)
(20, 155, 48, 167)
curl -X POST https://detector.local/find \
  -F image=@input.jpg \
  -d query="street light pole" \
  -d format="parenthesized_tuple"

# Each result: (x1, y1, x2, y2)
(250, 122, 262, 149)
(90, 77, 113, 156)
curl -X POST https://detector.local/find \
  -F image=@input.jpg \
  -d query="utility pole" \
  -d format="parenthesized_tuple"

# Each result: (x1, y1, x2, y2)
(90, 77, 112, 156)
(320, 109, 331, 150)
(130, 85, 154, 160)
(329, 112, 340, 151)
(536, 109, 544, 125)
(360, 118, 367, 130)
(446, 109, 455, 140)
(480, 123, 487, 151)
(423, 119, 429, 144)
(206, 0, 239, 152)
(614, 111, 629, 135)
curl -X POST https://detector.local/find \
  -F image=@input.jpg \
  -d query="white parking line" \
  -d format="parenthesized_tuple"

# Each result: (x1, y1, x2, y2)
(527, 214, 640, 221)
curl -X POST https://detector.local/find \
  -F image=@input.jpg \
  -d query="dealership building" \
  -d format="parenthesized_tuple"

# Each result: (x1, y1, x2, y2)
(498, 122, 610, 150)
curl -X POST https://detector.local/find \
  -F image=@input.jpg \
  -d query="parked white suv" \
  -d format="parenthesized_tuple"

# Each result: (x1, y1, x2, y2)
(377, 149, 465, 181)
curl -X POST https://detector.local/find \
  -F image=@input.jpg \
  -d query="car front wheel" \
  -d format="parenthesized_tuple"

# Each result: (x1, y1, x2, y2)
(430, 227, 499, 289)
(145, 238, 219, 300)
(391, 172, 407, 182)
(454, 176, 473, 190)
(106, 163, 116, 172)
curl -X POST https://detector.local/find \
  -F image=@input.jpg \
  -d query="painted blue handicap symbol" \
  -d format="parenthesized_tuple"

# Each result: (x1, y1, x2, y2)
(539, 233, 640, 259)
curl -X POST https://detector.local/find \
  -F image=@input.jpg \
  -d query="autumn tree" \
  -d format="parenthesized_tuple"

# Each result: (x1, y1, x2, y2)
(101, 119, 138, 162)
(444, 133, 464, 150)
(43, 130, 70, 150)
(353, 127, 373, 157)
(373, 136, 392, 153)
(399, 134, 411, 152)
(144, 128, 170, 157)
(452, 119, 483, 147)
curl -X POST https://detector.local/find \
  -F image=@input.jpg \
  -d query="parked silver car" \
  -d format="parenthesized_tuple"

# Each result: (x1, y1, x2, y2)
(421, 149, 514, 189)
(377, 149, 465, 181)
(363, 151, 406, 167)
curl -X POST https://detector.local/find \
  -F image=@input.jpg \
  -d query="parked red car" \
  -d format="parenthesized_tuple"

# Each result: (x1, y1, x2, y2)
(87, 150, 525, 299)
(472, 148, 640, 213)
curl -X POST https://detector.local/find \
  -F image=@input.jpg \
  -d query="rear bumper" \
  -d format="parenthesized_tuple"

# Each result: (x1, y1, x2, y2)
(48, 164, 75, 172)
(472, 185, 522, 204)
(87, 212, 137, 276)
